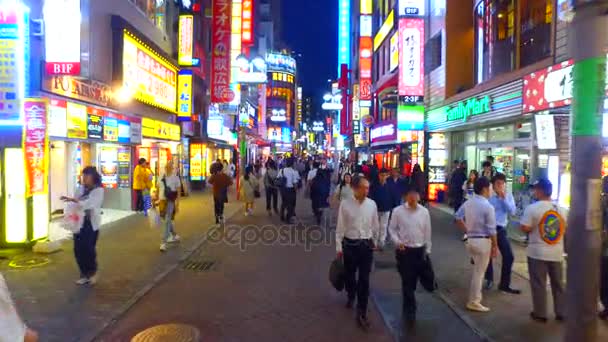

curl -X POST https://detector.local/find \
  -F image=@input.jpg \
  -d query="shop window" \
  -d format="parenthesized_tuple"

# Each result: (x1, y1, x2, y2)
(488, 124, 514, 141)
(477, 128, 488, 143)
(129, 0, 167, 33)
(516, 121, 532, 139)
(425, 32, 442, 74)
(519, 0, 552, 67)
(475, 0, 517, 84)
(465, 131, 477, 144)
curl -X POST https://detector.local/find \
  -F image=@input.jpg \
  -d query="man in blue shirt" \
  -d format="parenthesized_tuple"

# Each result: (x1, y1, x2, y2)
(387, 168, 407, 208)
(484, 173, 520, 294)
(455, 177, 498, 312)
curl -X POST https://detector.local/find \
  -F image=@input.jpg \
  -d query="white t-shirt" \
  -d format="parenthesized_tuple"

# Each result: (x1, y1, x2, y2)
(160, 175, 181, 200)
(521, 201, 568, 262)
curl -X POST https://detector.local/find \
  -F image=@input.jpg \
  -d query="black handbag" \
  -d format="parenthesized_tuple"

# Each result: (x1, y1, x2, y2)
(329, 258, 345, 291)
(419, 254, 438, 292)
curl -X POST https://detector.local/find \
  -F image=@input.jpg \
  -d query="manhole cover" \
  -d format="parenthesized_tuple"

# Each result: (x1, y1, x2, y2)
(183, 260, 216, 272)
(131, 324, 200, 342)
(8, 256, 50, 269)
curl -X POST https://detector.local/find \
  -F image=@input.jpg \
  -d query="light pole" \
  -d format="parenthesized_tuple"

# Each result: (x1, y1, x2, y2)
(566, 2, 608, 341)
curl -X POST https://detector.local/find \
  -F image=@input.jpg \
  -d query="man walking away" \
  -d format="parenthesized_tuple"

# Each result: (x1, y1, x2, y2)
(389, 187, 432, 324)
(310, 168, 331, 227)
(371, 168, 392, 249)
(455, 177, 498, 312)
(133, 158, 148, 212)
(449, 162, 467, 212)
(208, 162, 233, 224)
(264, 159, 279, 216)
(336, 177, 379, 329)
(519, 179, 567, 322)
(387, 168, 406, 208)
(484, 173, 520, 293)
(279, 157, 300, 223)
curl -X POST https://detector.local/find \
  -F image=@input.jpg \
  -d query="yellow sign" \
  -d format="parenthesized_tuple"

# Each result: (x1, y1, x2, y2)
(361, 0, 372, 14)
(66, 102, 87, 139)
(122, 30, 177, 113)
(390, 31, 399, 71)
(374, 10, 394, 51)
(177, 72, 193, 119)
(142, 118, 181, 141)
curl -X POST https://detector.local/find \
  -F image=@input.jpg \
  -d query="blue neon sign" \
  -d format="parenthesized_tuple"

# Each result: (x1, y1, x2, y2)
(338, 0, 350, 75)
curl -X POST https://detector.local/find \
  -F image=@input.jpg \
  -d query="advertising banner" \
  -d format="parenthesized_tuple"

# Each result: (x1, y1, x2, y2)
(87, 113, 103, 139)
(190, 143, 203, 181)
(43, 76, 113, 107)
(104, 117, 119, 142)
(242, 0, 253, 44)
(23, 99, 49, 197)
(371, 120, 397, 144)
(43, 0, 80, 75)
(211, 0, 233, 103)
(141, 118, 180, 141)
(398, 18, 424, 97)
(48, 99, 67, 138)
(118, 120, 130, 143)
(66, 102, 87, 139)
(523, 60, 573, 113)
(359, 37, 373, 106)
(178, 70, 193, 121)
(178, 15, 194, 65)
(99, 146, 118, 188)
(117, 147, 131, 188)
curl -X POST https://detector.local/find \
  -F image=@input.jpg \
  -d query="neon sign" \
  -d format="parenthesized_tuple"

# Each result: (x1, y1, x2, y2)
(338, 0, 351, 74)
(374, 10, 394, 51)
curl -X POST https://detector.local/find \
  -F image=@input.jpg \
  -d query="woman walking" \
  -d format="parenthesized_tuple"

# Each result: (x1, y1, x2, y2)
(463, 170, 479, 201)
(334, 173, 355, 203)
(264, 159, 280, 216)
(411, 164, 427, 204)
(240, 165, 259, 216)
(159, 163, 181, 252)
(61, 166, 104, 285)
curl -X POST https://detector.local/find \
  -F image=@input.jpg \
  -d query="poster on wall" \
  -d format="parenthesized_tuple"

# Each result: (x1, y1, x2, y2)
(99, 146, 118, 188)
(104, 117, 119, 142)
(117, 147, 131, 188)
(535, 115, 557, 150)
(23, 99, 49, 197)
(48, 100, 67, 137)
(87, 113, 103, 139)
(429, 166, 446, 184)
(190, 143, 202, 181)
(66, 102, 87, 139)
(118, 120, 130, 143)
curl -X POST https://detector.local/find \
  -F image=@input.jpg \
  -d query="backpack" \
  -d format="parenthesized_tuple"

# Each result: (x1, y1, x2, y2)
(162, 177, 179, 201)
(538, 205, 566, 245)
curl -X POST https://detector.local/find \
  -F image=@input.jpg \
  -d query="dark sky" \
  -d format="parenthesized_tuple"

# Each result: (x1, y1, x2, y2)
(282, 0, 337, 106)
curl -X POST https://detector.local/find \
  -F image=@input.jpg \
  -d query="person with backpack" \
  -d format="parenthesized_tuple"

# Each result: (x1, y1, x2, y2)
(159, 162, 181, 252)
(519, 178, 567, 322)
(264, 159, 280, 216)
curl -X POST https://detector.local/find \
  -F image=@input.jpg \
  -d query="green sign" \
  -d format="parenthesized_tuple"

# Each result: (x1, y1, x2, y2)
(446, 95, 492, 122)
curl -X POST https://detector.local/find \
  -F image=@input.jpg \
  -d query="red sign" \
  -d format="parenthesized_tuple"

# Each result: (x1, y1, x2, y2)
(359, 37, 373, 103)
(398, 18, 424, 96)
(211, 0, 232, 103)
(242, 0, 254, 44)
(340, 64, 349, 135)
(45, 62, 80, 76)
(522, 60, 574, 113)
(23, 99, 49, 197)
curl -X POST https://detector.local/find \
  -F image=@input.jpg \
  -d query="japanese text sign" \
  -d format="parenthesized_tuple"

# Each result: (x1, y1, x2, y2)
(23, 99, 49, 197)
(398, 18, 424, 97)
(211, 0, 233, 103)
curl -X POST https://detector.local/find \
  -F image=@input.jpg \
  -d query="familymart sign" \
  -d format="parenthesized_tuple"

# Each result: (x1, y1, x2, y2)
(446, 95, 492, 122)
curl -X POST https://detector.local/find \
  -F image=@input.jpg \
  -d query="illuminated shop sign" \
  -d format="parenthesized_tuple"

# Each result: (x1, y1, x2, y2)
(271, 72, 295, 83)
(268, 127, 281, 141)
(398, 18, 424, 97)
(398, 0, 426, 17)
(236, 56, 268, 83)
(338, 0, 351, 74)
(297, 87, 302, 124)
(374, 10, 394, 51)
(0, 3, 29, 125)
(87, 113, 104, 139)
(141, 118, 181, 141)
(122, 30, 177, 113)
(42, 76, 112, 107)
(371, 121, 397, 144)
(177, 70, 193, 121)
(282, 127, 292, 143)
(446, 95, 491, 122)
(211, 0, 233, 103)
(178, 15, 194, 65)
(207, 116, 224, 136)
(390, 31, 399, 72)
(103, 117, 118, 142)
(352, 84, 361, 134)
(242, 0, 253, 44)
(43, 0, 80, 75)
(360, 36, 373, 106)
(360, 15, 372, 37)
(270, 108, 287, 122)
(312, 121, 325, 132)
(66, 102, 87, 139)
(397, 105, 424, 130)
(360, 0, 372, 14)
(265, 53, 297, 75)
(23, 99, 50, 197)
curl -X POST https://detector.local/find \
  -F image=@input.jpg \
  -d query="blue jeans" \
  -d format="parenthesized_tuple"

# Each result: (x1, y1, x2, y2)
(163, 200, 176, 243)
(485, 227, 514, 288)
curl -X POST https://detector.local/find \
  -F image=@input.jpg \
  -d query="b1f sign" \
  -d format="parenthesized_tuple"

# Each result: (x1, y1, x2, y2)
(43, 0, 81, 75)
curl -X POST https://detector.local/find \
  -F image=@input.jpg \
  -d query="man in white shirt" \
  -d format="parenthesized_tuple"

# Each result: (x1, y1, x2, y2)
(389, 187, 432, 323)
(520, 179, 567, 322)
(279, 157, 300, 223)
(336, 176, 379, 329)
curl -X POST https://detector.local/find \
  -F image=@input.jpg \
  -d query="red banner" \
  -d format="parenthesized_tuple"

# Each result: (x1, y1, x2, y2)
(242, 0, 254, 44)
(211, 0, 233, 103)
(23, 99, 49, 197)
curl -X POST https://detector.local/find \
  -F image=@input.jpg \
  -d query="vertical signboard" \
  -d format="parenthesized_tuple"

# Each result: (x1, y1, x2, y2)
(258, 84, 267, 139)
(398, 18, 424, 96)
(241, 0, 253, 44)
(23, 99, 49, 197)
(338, 0, 351, 75)
(390, 31, 399, 71)
(211, 0, 233, 103)
(177, 70, 193, 121)
(178, 15, 194, 65)
(43, 0, 80, 75)
(352, 84, 361, 134)
(359, 36, 373, 107)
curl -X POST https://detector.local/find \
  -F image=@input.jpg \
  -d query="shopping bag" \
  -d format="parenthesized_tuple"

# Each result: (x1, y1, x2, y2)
(420, 254, 438, 292)
(148, 207, 162, 229)
(329, 258, 345, 291)
(62, 202, 84, 233)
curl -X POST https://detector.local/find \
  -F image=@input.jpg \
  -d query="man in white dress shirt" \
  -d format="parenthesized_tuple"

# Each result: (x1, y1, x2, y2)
(279, 157, 300, 223)
(389, 187, 432, 324)
(336, 176, 380, 329)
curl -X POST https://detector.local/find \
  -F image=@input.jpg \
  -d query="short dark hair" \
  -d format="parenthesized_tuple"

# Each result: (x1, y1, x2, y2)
(286, 157, 295, 167)
(138, 158, 146, 165)
(486, 156, 495, 163)
(82, 166, 102, 186)
(474, 177, 491, 195)
(491, 172, 507, 184)
(482, 161, 492, 168)
(351, 176, 368, 189)
(379, 168, 389, 174)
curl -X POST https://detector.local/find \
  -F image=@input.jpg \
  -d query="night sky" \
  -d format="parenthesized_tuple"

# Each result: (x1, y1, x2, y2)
(282, 0, 337, 111)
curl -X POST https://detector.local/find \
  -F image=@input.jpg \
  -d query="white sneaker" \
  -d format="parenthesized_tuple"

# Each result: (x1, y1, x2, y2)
(88, 274, 98, 285)
(75, 277, 89, 285)
(466, 302, 490, 312)
(160, 243, 167, 252)
(167, 234, 180, 243)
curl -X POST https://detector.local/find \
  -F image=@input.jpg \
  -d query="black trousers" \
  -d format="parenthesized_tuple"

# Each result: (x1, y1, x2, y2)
(265, 187, 278, 211)
(485, 227, 514, 288)
(396, 246, 426, 318)
(280, 188, 296, 221)
(213, 195, 225, 219)
(74, 217, 99, 278)
(343, 238, 374, 314)
(601, 255, 608, 310)
(135, 189, 144, 211)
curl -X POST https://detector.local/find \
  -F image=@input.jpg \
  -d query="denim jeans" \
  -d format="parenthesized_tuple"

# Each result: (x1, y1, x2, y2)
(485, 227, 514, 288)
(163, 200, 176, 243)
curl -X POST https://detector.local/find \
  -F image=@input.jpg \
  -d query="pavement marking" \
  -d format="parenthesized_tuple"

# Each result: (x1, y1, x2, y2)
(8, 256, 50, 269)
(131, 323, 200, 342)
